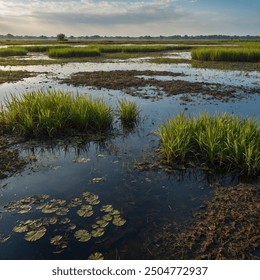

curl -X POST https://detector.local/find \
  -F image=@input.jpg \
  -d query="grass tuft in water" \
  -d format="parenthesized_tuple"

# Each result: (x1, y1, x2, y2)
(157, 113, 260, 176)
(192, 46, 260, 62)
(0, 47, 27, 57)
(0, 90, 113, 137)
(117, 99, 140, 127)
(48, 47, 100, 58)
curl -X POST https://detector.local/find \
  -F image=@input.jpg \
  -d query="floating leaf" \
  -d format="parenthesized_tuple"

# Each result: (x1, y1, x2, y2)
(56, 207, 69, 216)
(91, 224, 99, 229)
(74, 230, 91, 242)
(49, 217, 58, 225)
(24, 227, 46, 242)
(73, 157, 91, 163)
(90, 177, 106, 183)
(85, 194, 100, 206)
(42, 203, 58, 214)
(101, 205, 113, 213)
(77, 205, 93, 218)
(82, 192, 91, 197)
(96, 220, 109, 228)
(111, 210, 120, 216)
(66, 223, 76, 231)
(50, 235, 63, 245)
(91, 228, 105, 238)
(52, 166, 62, 170)
(59, 218, 71, 224)
(88, 252, 104, 260)
(13, 220, 33, 233)
(112, 217, 126, 227)
(68, 198, 82, 207)
(103, 214, 113, 221)
(18, 205, 32, 214)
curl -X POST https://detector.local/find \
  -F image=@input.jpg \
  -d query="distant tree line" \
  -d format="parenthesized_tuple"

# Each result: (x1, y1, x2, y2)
(0, 33, 259, 41)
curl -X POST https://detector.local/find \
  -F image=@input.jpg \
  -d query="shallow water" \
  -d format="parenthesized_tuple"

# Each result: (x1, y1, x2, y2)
(0, 52, 259, 259)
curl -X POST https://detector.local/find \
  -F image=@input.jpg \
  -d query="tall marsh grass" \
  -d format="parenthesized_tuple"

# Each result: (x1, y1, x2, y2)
(157, 113, 260, 176)
(0, 90, 113, 137)
(117, 99, 140, 126)
(192, 47, 260, 62)
(48, 47, 100, 58)
(0, 47, 27, 57)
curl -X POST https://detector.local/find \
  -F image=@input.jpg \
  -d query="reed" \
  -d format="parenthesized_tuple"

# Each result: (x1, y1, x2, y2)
(117, 99, 140, 126)
(0, 47, 27, 57)
(157, 113, 260, 176)
(48, 47, 100, 58)
(0, 90, 113, 137)
(191, 47, 260, 62)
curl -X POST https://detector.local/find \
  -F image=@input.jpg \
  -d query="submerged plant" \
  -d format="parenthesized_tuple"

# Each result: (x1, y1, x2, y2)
(157, 113, 260, 176)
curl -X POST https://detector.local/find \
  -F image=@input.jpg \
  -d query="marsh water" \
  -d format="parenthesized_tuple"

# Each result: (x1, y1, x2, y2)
(0, 51, 259, 259)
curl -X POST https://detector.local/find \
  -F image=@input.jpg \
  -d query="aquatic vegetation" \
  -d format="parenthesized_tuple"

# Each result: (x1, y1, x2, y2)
(74, 230, 91, 242)
(157, 113, 260, 176)
(2, 191, 126, 255)
(0, 47, 27, 57)
(24, 227, 47, 242)
(72, 157, 91, 163)
(90, 177, 106, 184)
(88, 252, 104, 260)
(117, 99, 140, 127)
(48, 47, 100, 58)
(192, 47, 260, 62)
(0, 90, 113, 137)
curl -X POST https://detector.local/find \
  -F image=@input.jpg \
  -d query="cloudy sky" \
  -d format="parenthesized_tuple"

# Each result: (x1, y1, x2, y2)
(0, 0, 259, 36)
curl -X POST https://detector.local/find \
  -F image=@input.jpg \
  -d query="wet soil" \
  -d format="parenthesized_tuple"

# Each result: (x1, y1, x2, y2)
(0, 70, 36, 84)
(61, 70, 251, 102)
(147, 183, 260, 260)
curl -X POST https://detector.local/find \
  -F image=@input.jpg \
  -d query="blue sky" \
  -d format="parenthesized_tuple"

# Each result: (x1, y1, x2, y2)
(0, 0, 259, 36)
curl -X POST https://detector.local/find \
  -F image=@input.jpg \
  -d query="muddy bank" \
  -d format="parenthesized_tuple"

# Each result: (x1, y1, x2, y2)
(61, 70, 251, 101)
(0, 70, 36, 84)
(146, 183, 260, 260)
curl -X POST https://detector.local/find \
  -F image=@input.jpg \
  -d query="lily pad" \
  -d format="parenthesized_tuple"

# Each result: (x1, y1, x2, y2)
(101, 205, 113, 213)
(96, 220, 109, 228)
(68, 198, 82, 208)
(85, 194, 100, 206)
(66, 223, 76, 231)
(49, 217, 58, 225)
(50, 235, 63, 245)
(111, 209, 120, 216)
(88, 252, 104, 260)
(13, 220, 34, 233)
(59, 218, 71, 224)
(102, 214, 113, 221)
(24, 227, 46, 242)
(112, 217, 126, 227)
(42, 203, 59, 214)
(77, 205, 93, 218)
(0, 234, 10, 244)
(91, 228, 105, 238)
(74, 230, 91, 242)
(18, 205, 32, 214)
(56, 207, 69, 216)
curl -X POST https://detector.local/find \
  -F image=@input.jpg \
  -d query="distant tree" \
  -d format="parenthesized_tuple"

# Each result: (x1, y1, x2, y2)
(57, 33, 66, 41)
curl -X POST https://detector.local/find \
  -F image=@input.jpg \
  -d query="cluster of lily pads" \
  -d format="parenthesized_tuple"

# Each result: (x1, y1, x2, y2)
(0, 191, 126, 258)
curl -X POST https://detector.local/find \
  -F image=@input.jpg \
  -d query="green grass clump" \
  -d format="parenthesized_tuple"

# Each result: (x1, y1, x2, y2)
(0, 90, 113, 137)
(117, 99, 140, 126)
(157, 113, 260, 176)
(0, 47, 27, 57)
(192, 47, 260, 62)
(48, 47, 100, 58)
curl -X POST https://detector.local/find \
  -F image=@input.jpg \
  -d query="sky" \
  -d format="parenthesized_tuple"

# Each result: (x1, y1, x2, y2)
(0, 0, 259, 36)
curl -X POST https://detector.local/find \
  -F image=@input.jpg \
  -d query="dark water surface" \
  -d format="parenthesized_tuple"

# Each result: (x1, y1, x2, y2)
(0, 53, 259, 259)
